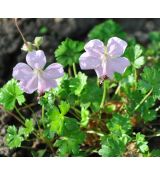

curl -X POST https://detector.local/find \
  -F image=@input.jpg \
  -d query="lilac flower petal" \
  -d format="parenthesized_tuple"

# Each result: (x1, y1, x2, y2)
(79, 52, 101, 70)
(94, 61, 113, 79)
(26, 50, 46, 69)
(12, 63, 33, 81)
(107, 37, 127, 58)
(105, 62, 115, 79)
(44, 63, 64, 79)
(38, 74, 58, 94)
(106, 57, 130, 79)
(95, 64, 105, 78)
(84, 39, 104, 57)
(19, 75, 38, 94)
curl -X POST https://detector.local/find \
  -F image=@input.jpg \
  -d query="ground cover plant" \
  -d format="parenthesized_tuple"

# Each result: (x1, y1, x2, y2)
(1, 19, 160, 157)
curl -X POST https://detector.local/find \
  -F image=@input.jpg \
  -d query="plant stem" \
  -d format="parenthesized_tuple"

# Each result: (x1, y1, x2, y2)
(15, 106, 25, 121)
(25, 103, 41, 131)
(111, 83, 120, 100)
(19, 103, 36, 110)
(134, 88, 153, 112)
(0, 106, 24, 125)
(71, 107, 81, 115)
(115, 84, 121, 95)
(41, 105, 45, 128)
(134, 68, 137, 89)
(86, 130, 104, 137)
(146, 132, 160, 138)
(69, 111, 80, 120)
(72, 63, 77, 76)
(100, 81, 107, 109)
(44, 138, 54, 153)
(97, 77, 100, 87)
(14, 18, 29, 49)
(68, 67, 72, 77)
(155, 106, 160, 112)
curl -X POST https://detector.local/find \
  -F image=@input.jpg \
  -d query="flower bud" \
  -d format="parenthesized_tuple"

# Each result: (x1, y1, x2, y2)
(21, 42, 33, 52)
(34, 37, 43, 48)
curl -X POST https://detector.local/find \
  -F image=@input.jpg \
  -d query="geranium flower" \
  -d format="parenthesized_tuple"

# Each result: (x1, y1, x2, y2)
(79, 37, 130, 82)
(13, 50, 64, 94)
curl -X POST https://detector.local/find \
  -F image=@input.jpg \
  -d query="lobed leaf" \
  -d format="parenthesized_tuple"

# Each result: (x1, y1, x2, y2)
(0, 79, 25, 110)
(55, 38, 84, 67)
(88, 20, 126, 43)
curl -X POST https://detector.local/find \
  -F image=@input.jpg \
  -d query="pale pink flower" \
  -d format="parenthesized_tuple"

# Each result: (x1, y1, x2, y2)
(13, 50, 64, 94)
(79, 37, 130, 81)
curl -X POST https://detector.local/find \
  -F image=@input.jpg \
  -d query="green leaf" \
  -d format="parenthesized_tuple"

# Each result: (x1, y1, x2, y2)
(134, 56, 145, 69)
(59, 101, 70, 115)
(88, 20, 126, 43)
(126, 89, 144, 113)
(80, 78, 103, 111)
(23, 119, 34, 137)
(39, 89, 56, 111)
(31, 149, 46, 157)
(141, 109, 156, 122)
(54, 117, 85, 156)
(151, 149, 160, 157)
(0, 79, 25, 110)
(54, 137, 81, 156)
(138, 67, 160, 99)
(125, 44, 145, 69)
(59, 72, 87, 100)
(134, 45, 143, 58)
(6, 119, 34, 149)
(136, 133, 149, 154)
(69, 72, 87, 96)
(149, 31, 160, 42)
(80, 107, 90, 127)
(58, 73, 87, 104)
(57, 74, 78, 105)
(145, 32, 160, 58)
(55, 38, 85, 67)
(39, 26, 48, 34)
(126, 88, 156, 122)
(47, 106, 64, 135)
(62, 118, 83, 138)
(5, 126, 24, 149)
(98, 134, 128, 157)
(107, 114, 132, 135)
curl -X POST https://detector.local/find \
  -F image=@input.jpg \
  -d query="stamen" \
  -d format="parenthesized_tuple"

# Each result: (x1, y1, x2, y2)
(34, 68, 43, 76)
(102, 46, 108, 62)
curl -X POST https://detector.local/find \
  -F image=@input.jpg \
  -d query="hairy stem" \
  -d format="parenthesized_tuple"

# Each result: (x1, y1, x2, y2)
(25, 103, 41, 131)
(15, 106, 25, 121)
(0, 106, 24, 125)
(68, 66, 72, 77)
(72, 63, 77, 76)
(69, 111, 80, 120)
(134, 88, 153, 112)
(71, 107, 81, 115)
(14, 18, 29, 49)
(114, 84, 121, 95)
(100, 81, 107, 109)
(41, 105, 45, 128)
(134, 68, 138, 89)
(19, 103, 36, 110)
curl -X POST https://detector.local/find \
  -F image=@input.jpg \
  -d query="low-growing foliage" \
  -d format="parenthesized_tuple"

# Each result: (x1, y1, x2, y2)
(1, 19, 160, 157)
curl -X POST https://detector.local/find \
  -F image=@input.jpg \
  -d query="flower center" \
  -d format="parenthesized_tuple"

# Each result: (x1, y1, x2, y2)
(34, 68, 43, 76)
(104, 46, 108, 56)
(101, 46, 108, 63)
